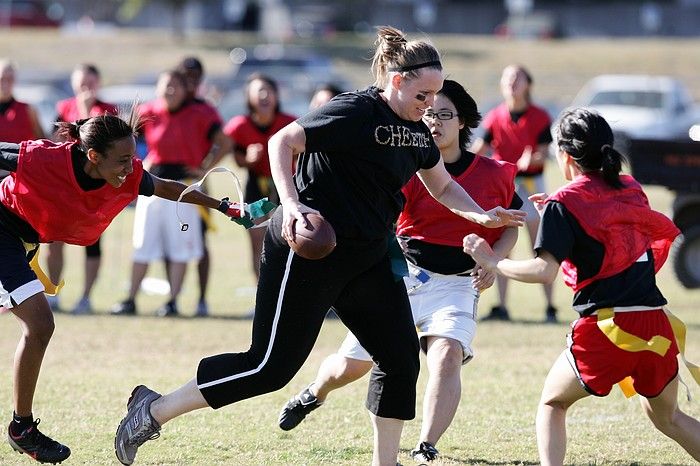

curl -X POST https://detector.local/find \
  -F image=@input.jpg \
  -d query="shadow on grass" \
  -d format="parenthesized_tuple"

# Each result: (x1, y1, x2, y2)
(398, 449, 539, 465)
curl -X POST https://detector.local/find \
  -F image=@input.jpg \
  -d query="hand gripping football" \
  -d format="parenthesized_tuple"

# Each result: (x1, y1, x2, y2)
(289, 212, 337, 260)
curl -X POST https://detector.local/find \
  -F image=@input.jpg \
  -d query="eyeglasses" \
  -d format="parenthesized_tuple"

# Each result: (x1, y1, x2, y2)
(423, 110, 459, 121)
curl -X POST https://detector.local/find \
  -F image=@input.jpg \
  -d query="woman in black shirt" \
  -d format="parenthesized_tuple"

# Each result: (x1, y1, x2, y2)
(114, 26, 525, 466)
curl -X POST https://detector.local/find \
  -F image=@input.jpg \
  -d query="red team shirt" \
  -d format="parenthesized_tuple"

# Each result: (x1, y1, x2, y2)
(0, 140, 143, 245)
(139, 100, 222, 168)
(548, 173, 680, 291)
(482, 103, 551, 176)
(223, 112, 296, 177)
(0, 100, 37, 143)
(397, 155, 517, 246)
(56, 97, 118, 122)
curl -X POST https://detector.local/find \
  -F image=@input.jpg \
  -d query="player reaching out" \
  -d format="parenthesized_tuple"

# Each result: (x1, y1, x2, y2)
(0, 109, 241, 463)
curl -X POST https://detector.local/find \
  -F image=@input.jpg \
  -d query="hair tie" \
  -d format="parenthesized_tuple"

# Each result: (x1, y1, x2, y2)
(388, 60, 442, 72)
(601, 144, 612, 153)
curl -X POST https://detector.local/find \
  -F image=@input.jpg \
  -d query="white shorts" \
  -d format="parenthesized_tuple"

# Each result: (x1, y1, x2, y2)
(132, 196, 203, 263)
(338, 263, 479, 365)
(0, 279, 44, 309)
(515, 174, 546, 221)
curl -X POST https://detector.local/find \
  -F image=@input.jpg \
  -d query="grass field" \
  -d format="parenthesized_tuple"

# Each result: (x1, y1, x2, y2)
(0, 28, 699, 465)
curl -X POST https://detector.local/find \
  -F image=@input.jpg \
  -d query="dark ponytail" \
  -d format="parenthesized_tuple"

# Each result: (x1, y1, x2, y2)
(600, 143, 624, 188)
(555, 108, 627, 189)
(54, 103, 142, 155)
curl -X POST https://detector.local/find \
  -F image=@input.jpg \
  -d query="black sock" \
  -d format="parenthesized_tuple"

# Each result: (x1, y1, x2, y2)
(11, 412, 33, 434)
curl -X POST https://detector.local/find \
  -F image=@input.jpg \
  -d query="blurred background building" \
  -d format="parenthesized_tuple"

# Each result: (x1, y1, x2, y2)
(4, 0, 700, 37)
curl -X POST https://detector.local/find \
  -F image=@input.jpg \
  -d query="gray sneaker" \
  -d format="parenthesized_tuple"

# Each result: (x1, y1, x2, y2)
(71, 297, 92, 315)
(114, 385, 162, 465)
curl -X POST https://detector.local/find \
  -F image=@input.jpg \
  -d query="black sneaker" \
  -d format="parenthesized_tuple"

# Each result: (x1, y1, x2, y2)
(156, 301, 178, 318)
(481, 305, 510, 321)
(278, 385, 322, 431)
(7, 419, 71, 464)
(545, 305, 558, 324)
(111, 299, 136, 316)
(410, 441, 439, 463)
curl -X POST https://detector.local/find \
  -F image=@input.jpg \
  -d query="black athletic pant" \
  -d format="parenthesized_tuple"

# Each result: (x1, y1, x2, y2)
(197, 209, 420, 419)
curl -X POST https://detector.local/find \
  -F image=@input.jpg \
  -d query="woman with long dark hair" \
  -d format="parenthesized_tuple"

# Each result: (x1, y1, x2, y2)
(465, 107, 700, 465)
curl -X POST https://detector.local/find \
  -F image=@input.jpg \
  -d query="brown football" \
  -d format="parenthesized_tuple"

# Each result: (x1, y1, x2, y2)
(289, 212, 337, 260)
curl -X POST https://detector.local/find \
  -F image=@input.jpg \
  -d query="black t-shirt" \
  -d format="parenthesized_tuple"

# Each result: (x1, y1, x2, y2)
(0, 142, 154, 242)
(400, 150, 524, 275)
(295, 87, 440, 240)
(535, 201, 666, 315)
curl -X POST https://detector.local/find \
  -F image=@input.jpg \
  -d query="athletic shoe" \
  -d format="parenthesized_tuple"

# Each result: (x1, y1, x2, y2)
(481, 305, 510, 321)
(111, 299, 136, 316)
(410, 441, 439, 463)
(194, 300, 209, 317)
(278, 385, 322, 431)
(545, 305, 558, 324)
(7, 419, 71, 464)
(156, 301, 178, 318)
(114, 385, 162, 465)
(71, 297, 92, 315)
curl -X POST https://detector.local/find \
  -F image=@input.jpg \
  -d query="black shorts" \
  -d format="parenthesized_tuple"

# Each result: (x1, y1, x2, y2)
(0, 226, 42, 307)
(196, 208, 420, 419)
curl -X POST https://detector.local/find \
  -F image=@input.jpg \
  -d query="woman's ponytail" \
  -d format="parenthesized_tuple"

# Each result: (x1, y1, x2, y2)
(54, 118, 89, 142)
(600, 143, 626, 189)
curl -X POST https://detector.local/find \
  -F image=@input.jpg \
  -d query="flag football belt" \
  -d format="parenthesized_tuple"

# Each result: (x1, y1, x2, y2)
(405, 266, 474, 293)
(595, 307, 700, 397)
(177, 167, 277, 231)
(23, 242, 64, 296)
(182, 178, 218, 234)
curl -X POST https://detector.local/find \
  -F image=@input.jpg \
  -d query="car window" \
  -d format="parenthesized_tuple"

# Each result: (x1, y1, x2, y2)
(589, 91, 663, 109)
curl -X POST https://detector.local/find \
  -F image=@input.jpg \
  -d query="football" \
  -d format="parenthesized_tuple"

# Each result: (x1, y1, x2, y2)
(289, 212, 337, 260)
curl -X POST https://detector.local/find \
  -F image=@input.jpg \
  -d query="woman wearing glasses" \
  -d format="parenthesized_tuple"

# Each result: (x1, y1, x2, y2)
(276, 79, 523, 463)
(472, 64, 557, 323)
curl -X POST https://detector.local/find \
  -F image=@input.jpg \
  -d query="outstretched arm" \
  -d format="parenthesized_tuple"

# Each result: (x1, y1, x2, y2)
(471, 226, 518, 290)
(152, 176, 220, 209)
(418, 160, 526, 228)
(463, 233, 559, 284)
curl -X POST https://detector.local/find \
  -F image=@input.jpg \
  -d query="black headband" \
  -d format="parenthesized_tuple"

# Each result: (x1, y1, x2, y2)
(388, 60, 442, 72)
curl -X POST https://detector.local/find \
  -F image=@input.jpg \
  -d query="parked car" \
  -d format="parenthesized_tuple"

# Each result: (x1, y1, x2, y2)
(217, 44, 349, 121)
(0, 0, 62, 27)
(627, 138, 700, 289)
(571, 74, 700, 144)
